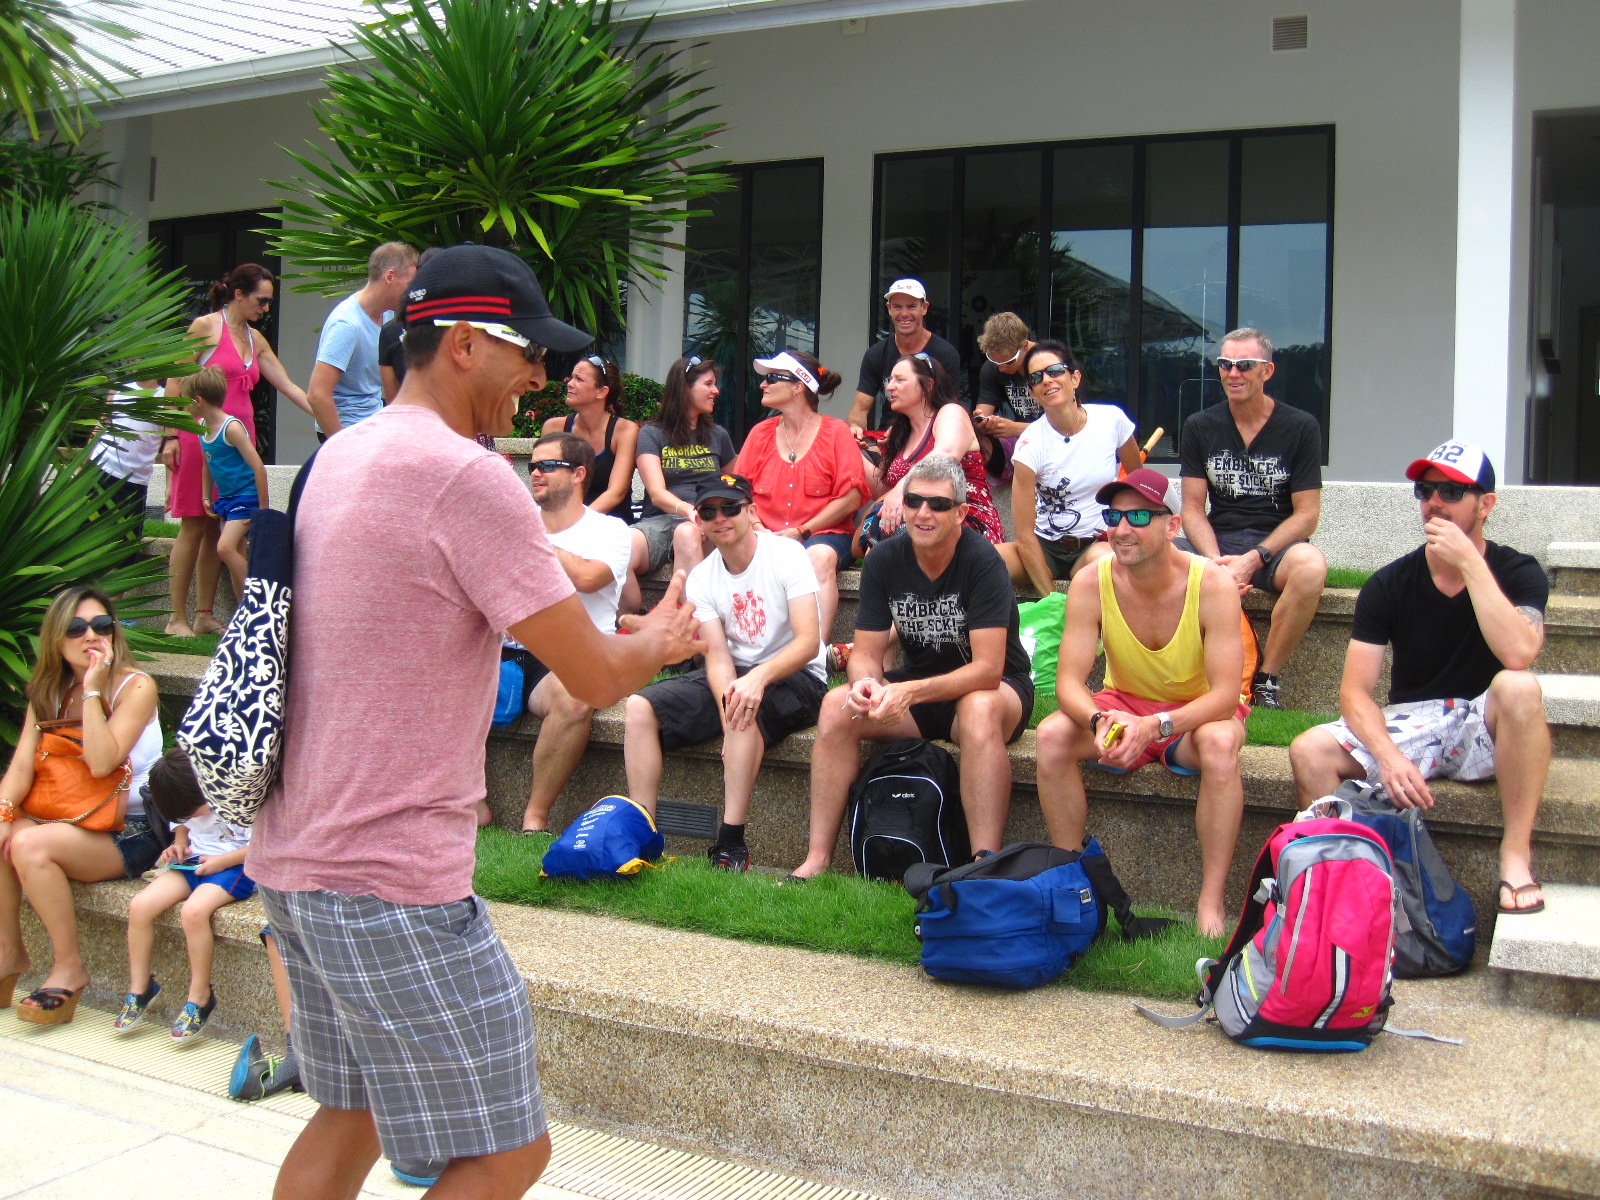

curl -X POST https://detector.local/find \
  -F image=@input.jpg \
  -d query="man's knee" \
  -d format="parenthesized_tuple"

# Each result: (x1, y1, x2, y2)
(1275, 542, 1327, 593)
(1036, 710, 1090, 764)
(1489, 668, 1544, 718)
(953, 689, 1008, 745)
(1190, 720, 1243, 773)
(671, 520, 700, 553)
(816, 685, 856, 737)
(549, 679, 596, 723)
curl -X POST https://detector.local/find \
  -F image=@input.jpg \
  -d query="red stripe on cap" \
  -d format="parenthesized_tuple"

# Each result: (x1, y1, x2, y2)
(406, 295, 513, 319)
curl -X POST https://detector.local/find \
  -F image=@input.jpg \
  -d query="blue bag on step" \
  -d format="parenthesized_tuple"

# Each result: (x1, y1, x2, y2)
(540, 796, 665, 881)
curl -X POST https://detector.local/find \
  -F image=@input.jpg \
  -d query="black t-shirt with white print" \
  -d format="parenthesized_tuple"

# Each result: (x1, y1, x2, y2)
(1178, 399, 1321, 534)
(856, 526, 1032, 682)
(976, 360, 1043, 423)
(1351, 542, 1548, 705)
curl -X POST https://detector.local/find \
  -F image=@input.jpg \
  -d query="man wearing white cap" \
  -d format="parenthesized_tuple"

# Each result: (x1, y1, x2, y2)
(847, 278, 962, 433)
(1288, 440, 1550, 916)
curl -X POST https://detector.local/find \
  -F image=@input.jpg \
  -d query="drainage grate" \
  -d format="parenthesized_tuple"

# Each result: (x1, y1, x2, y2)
(1, 1006, 887, 1200)
(655, 799, 719, 839)
(1272, 14, 1309, 50)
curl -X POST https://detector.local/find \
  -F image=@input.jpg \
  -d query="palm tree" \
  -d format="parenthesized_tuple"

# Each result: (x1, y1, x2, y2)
(0, 0, 132, 141)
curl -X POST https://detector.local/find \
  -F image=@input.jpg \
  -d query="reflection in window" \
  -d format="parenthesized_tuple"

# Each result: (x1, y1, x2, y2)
(872, 128, 1333, 461)
(683, 161, 822, 439)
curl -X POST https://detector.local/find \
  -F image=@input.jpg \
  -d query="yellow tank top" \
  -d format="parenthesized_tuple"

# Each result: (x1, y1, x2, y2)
(1099, 553, 1208, 703)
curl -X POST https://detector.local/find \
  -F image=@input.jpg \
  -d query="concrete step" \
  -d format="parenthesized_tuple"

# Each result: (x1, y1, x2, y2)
(145, 653, 1600, 961)
(1550, 542, 1600, 597)
(1541, 673, 1600, 755)
(1488, 881, 1600, 1018)
(29, 882, 1600, 1198)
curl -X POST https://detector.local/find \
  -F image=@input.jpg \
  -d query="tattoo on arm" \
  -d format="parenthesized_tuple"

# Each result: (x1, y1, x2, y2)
(1515, 605, 1544, 631)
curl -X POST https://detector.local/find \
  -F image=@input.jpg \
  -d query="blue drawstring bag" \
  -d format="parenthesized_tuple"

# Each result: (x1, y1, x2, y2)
(492, 657, 524, 728)
(540, 796, 665, 880)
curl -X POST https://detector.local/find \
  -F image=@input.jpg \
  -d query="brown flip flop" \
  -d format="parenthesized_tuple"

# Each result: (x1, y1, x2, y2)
(1497, 879, 1546, 915)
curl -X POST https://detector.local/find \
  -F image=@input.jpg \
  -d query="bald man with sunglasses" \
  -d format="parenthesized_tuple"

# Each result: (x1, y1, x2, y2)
(1035, 468, 1247, 936)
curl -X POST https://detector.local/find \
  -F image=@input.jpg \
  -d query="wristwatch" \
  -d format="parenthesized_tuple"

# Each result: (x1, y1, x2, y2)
(1089, 711, 1104, 736)
(1155, 712, 1175, 740)
(1251, 544, 1275, 569)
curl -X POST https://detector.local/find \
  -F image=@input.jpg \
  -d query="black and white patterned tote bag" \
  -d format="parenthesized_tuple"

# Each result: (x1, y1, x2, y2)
(177, 451, 317, 825)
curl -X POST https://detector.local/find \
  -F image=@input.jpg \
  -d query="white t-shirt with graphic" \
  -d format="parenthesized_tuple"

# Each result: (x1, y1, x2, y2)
(1012, 403, 1136, 541)
(182, 805, 252, 857)
(544, 506, 632, 633)
(686, 532, 825, 681)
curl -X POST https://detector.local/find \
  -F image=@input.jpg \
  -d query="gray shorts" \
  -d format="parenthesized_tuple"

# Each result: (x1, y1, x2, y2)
(1315, 694, 1497, 783)
(635, 512, 687, 574)
(258, 886, 546, 1162)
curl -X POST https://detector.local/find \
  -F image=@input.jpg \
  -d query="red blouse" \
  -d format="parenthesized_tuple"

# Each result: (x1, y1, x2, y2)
(736, 414, 869, 537)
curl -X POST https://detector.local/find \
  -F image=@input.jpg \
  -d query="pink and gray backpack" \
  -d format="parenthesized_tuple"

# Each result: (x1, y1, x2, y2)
(1139, 815, 1401, 1051)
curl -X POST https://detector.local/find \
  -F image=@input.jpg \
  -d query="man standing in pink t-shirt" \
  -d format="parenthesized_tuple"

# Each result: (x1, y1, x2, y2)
(249, 245, 703, 1200)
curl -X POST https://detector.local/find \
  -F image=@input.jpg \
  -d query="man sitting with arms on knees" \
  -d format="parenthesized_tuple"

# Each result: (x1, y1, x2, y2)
(519, 432, 635, 834)
(1177, 327, 1326, 709)
(789, 454, 1034, 880)
(624, 473, 827, 871)
(1288, 441, 1549, 915)
(1035, 468, 1247, 936)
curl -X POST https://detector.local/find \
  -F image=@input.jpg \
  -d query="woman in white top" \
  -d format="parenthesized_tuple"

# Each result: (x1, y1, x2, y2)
(998, 340, 1143, 596)
(0, 586, 164, 1024)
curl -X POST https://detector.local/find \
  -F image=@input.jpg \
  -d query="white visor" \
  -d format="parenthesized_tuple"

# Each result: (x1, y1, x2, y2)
(753, 351, 819, 395)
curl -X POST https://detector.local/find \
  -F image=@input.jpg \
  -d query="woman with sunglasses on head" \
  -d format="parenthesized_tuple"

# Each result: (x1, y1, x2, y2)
(868, 352, 1004, 546)
(733, 350, 869, 644)
(163, 264, 312, 637)
(997, 340, 1143, 596)
(630, 355, 737, 582)
(972, 312, 1042, 480)
(0, 587, 165, 1025)
(542, 354, 640, 523)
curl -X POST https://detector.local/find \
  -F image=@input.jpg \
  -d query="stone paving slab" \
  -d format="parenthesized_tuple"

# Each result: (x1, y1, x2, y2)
(1489, 882, 1600, 982)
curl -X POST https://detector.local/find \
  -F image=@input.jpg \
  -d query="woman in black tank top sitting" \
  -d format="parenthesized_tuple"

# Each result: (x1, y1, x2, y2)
(541, 354, 639, 522)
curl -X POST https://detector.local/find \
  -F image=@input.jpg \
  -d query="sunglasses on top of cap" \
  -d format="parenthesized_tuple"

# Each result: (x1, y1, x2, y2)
(433, 319, 546, 364)
(65, 615, 117, 638)
(1414, 479, 1479, 503)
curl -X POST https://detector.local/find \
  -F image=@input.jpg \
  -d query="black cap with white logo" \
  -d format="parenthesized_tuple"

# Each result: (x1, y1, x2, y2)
(402, 245, 593, 352)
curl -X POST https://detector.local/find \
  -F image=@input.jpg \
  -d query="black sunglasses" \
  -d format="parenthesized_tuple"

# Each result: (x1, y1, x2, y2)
(1414, 479, 1478, 503)
(250, 295, 273, 308)
(1216, 357, 1269, 374)
(1027, 362, 1075, 387)
(65, 615, 116, 638)
(761, 372, 798, 385)
(1102, 508, 1169, 527)
(696, 501, 748, 520)
(530, 459, 577, 474)
(904, 490, 958, 513)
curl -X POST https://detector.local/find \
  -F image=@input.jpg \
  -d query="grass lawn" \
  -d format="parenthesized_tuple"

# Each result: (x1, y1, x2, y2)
(474, 826, 1222, 1002)
(143, 518, 180, 538)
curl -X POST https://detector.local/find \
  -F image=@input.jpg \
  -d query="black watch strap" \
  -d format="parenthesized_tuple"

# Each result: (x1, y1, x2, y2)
(1089, 711, 1104, 735)
(1252, 544, 1274, 568)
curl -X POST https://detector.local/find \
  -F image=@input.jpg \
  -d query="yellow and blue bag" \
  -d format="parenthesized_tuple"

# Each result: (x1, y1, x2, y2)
(540, 796, 665, 880)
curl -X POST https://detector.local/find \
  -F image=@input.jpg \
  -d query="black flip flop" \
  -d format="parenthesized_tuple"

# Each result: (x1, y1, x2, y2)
(1497, 879, 1546, 914)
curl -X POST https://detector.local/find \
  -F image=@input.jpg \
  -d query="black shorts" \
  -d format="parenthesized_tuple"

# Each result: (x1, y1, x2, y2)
(1038, 533, 1097, 580)
(884, 669, 1034, 745)
(1176, 528, 1302, 592)
(639, 665, 827, 751)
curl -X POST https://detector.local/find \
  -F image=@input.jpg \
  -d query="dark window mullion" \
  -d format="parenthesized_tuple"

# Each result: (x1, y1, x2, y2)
(735, 165, 755, 439)
(1225, 135, 1241, 338)
(1129, 144, 1146, 435)
(1321, 131, 1336, 459)
(948, 151, 965, 343)
(1037, 149, 1053, 336)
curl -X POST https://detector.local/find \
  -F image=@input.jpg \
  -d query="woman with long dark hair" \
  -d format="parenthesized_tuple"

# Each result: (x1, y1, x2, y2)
(0, 587, 164, 1024)
(541, 353, 639, 521)
(163, 264, 311, 636)
(869, 352, 1003, 544)
(630, 355, 736, 579)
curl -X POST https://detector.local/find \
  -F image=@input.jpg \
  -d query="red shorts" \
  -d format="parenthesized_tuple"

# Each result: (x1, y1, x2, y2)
(1089, 688, 1251, 775)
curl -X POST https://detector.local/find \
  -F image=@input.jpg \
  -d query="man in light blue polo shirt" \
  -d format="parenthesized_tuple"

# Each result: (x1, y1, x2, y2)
(308, 241, 418, 439)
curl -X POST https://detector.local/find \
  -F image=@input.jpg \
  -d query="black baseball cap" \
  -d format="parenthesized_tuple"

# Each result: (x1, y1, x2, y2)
(402, 245, 593, 352)
(694, 472, 754, 505)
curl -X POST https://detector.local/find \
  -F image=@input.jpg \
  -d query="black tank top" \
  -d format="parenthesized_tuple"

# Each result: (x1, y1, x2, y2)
(564, 413, 632, 522)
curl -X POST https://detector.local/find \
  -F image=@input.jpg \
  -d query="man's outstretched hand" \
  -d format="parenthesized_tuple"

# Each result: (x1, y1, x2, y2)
(618, 570, 706, 667)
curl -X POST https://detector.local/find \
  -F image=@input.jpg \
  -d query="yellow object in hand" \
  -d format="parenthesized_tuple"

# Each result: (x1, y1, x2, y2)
(1101, 722, 1125, 750)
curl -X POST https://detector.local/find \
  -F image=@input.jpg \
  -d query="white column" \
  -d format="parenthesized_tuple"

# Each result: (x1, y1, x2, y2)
(625, 240, 686, 381)
(1452, 0, 1520, 476)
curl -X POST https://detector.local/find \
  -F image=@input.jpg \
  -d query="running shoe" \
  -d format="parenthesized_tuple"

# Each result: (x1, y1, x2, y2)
(113, 976, 160, 1033)
(708, 842, 750, 872)
(1251, 673, 1283, 710)
(392, 1159, 447, 1187)
(170, 989, 216, 1043)
(229, 1034, 304, 1101)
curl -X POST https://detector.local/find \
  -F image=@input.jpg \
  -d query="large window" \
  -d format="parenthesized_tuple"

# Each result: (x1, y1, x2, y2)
(683, 160, 823, 441)
(873, 129, 1332, 460)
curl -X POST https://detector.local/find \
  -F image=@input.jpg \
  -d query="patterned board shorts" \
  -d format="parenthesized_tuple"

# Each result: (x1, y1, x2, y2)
(1315, 694, 1496, 783)
(258, 887, 547, 1163)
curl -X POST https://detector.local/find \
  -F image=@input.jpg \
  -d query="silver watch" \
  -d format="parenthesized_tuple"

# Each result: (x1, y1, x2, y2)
(1156, 712, 1175, 740)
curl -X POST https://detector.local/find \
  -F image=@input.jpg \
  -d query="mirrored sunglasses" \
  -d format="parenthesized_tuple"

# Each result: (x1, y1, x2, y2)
(1027, 362, 1074, 387)
(1102, 508, 1168, 527)
(1216, 357, 1269, 374)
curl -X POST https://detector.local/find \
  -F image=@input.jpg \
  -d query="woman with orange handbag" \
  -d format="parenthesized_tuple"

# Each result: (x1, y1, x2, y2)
(0, 586, 164, 1024)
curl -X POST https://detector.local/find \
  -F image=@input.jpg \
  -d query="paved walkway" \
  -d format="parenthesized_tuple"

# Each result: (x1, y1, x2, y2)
(0, 1006, 876, 1199)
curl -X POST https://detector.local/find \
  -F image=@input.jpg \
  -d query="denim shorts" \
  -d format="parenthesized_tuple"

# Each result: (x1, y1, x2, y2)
(802, 531, 856, 570)
(114, 817, 165, 879)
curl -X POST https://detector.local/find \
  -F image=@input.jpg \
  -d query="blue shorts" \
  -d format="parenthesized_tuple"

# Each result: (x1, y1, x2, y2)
(212, 492, 259, 523)
(182, 858, 257, 900)
(802, 531, 855, 570)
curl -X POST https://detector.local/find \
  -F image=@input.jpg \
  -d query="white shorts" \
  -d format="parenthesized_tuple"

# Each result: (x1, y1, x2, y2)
(1316, 694, 1496, 783)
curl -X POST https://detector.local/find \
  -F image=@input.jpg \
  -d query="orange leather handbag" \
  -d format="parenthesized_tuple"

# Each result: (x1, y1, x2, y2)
(21, 719, 129, 833)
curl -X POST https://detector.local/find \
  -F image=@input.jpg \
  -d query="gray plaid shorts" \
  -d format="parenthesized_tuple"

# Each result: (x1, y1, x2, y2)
(1316, 693, 1496, 783)
(258, 886, 547, 1162)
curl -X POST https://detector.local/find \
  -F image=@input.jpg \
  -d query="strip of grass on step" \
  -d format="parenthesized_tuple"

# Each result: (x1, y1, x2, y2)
(1246, 707, 1334, 747)
(1325, 566, 1372, 589)
(474, 827, 1221, 1002)
(144, 518, 180, 538)
(150, 632, 221, 657)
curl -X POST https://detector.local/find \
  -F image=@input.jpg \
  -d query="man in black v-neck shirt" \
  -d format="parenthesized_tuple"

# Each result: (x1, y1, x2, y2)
(1288, 441, 1550, 915)
(1177, 328, 1328, 710)
(787, 454, 1033, 880)
(847, 279, 964, 433)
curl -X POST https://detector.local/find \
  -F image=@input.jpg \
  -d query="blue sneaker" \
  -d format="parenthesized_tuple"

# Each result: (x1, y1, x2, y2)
(113, 976, 160, 1033)
(170, 988, 216, 1043)
(391, 1159, 447, 1187)
(229, 1034, 304, 1101)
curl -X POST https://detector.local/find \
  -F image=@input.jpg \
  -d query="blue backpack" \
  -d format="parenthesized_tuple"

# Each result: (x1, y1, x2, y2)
(540, 796, 665, 881)
(1324, 781, 1477, 976)
(903, 840, 1173, 990)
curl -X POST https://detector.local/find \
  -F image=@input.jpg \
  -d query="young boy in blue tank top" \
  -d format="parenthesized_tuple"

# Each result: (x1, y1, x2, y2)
(185, 366, 268, 607)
